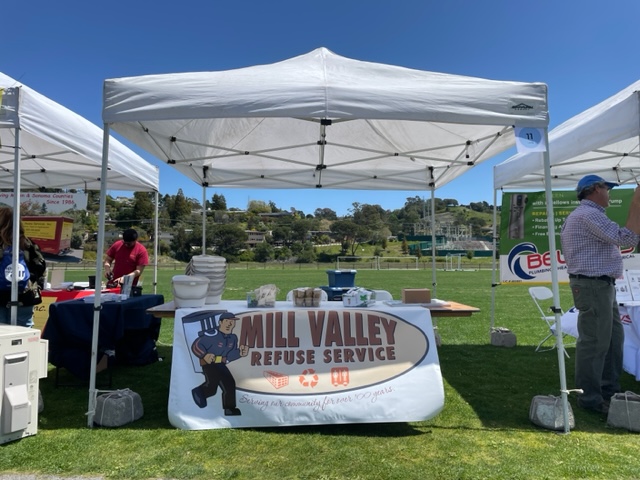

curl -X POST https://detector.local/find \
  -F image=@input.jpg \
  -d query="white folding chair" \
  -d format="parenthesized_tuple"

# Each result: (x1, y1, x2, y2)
(372, 290, 393, 302)
(528, 286, 573, 358)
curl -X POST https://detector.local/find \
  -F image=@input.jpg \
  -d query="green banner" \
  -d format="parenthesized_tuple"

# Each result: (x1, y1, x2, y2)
(499, 190, 637, 283)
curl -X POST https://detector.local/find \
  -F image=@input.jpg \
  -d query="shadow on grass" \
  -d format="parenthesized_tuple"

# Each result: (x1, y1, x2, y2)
(38, 345, 175, 431)
(38, 339, 427, 437)
(437, 343, 640, 432)
(39, 365, 425, 437)
(438, 343, 570, 429)
(252, 421, 425, 437)
(38, 342, 634, 434)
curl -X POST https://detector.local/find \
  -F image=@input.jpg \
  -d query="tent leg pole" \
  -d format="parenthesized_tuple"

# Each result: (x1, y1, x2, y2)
(10, 127, 22, 326)
(88, 124, 111, 428)
(201, 185, 207, 252)
(490, 187, 498, 340)
(154, 188, 159, 294)
(541, 130, 572, 434)
(430, 185, 437, 298)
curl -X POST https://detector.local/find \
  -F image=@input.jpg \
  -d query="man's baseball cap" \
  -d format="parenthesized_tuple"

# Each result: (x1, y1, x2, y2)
(577, 175, 618, 193)
(219, 312, 239, 321)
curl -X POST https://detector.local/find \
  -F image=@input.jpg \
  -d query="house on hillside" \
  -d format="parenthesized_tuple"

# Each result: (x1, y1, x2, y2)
(245, 230, 270, 248)
(214, 210, 247, 223)
(113, 196, 134, 206)
(258, 212, 293, 218)
(104, 230, 122, 242)
(155, 231, 174, 242)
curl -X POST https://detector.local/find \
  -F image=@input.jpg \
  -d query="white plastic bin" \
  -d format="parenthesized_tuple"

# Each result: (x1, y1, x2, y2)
(172, 275, 210, 308)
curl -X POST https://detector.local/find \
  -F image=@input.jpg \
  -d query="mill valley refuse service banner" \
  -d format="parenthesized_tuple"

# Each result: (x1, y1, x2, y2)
(168, 304, 444, 429)
(500, 190, 640, 283)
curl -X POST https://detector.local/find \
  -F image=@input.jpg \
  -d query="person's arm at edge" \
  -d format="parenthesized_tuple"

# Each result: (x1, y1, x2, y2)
(626, 186, 640, 234)
(103, 253, 114, 278)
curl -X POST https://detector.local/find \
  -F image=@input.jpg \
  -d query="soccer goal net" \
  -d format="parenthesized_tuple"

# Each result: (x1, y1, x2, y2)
(336, 256, 419, 270)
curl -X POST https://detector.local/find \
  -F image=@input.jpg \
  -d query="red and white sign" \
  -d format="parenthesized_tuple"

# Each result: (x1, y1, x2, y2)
(0, 192, 87, 213)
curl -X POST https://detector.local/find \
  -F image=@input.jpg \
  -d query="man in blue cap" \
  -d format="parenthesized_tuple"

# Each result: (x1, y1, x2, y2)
(561, 175, 640, 414)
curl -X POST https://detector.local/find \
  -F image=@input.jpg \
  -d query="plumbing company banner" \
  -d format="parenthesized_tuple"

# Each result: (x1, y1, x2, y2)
(500, 190, 640, 283)
(168, 302, 444, 429)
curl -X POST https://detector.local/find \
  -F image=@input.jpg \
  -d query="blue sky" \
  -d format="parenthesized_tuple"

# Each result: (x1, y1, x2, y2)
(4, 0, 640, 215)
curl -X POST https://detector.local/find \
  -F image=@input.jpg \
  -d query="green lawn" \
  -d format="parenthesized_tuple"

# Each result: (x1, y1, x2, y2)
(2, 268, 638, 479)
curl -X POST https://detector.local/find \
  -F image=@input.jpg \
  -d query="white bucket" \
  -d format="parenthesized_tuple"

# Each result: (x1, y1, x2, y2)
(172, 275, 210, 308)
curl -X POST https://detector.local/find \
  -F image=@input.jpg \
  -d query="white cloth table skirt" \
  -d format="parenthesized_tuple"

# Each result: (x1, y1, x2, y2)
(561, 305, 640, 380)
(168, 300, 444, 430)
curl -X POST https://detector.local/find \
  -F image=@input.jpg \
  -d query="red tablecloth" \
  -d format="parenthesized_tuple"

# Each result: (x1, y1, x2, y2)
(33, 288, 120, 330)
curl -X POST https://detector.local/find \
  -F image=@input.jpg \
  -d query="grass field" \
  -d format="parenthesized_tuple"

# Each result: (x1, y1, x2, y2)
(2, 268, 638, 479)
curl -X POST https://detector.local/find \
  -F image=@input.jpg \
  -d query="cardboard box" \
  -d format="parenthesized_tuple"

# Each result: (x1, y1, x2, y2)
(402, 288, 431, 304)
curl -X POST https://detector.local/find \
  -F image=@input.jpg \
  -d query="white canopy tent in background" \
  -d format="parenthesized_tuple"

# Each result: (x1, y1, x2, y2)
(0, 73, 160, 428)
(0, 73, 159, 191)
(101, 47, 550, 428)
(492, 79, 640, 432)
(495, 80, 640, 189)
(0, 72, 161, 295)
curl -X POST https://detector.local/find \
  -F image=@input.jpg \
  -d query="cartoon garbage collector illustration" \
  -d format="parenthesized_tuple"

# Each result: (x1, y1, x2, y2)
(190, 311, 249, 416)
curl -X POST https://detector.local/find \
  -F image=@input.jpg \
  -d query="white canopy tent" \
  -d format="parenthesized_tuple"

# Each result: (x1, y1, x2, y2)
(0, 73, 160, 428)
(0, 73, 159, 191)
(492, 80, 640, 433)
(0, 72, 161, 296)
(102, 46, 548, 292)
(103, 47, 547, 191)
(495, 79, 640, 190)
(101, 47, 550, 426)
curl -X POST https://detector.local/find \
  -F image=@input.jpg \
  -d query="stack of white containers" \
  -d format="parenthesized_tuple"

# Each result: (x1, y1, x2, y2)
(171, 275, 210, 308)
(185, 254, 227, 304)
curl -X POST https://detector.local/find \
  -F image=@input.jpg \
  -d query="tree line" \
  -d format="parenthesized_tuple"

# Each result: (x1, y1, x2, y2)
(21, 189, 497, 263)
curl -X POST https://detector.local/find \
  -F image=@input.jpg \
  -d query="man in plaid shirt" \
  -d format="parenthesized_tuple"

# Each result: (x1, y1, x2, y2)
(561, 175, 640, 414)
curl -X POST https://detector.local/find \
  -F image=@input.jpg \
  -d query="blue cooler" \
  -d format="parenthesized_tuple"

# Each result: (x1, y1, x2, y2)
(320, 286, 352, 301)
(326, 270, 357, 288)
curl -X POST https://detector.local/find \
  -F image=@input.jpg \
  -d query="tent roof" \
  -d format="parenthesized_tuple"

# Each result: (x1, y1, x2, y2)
(0, 73, 159, 192)
(494, 80, 640, 190)
(103, 47, 548, 191)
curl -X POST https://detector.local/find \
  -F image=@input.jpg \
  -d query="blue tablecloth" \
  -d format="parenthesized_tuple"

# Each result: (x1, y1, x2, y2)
(42, 294, 164, 379)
